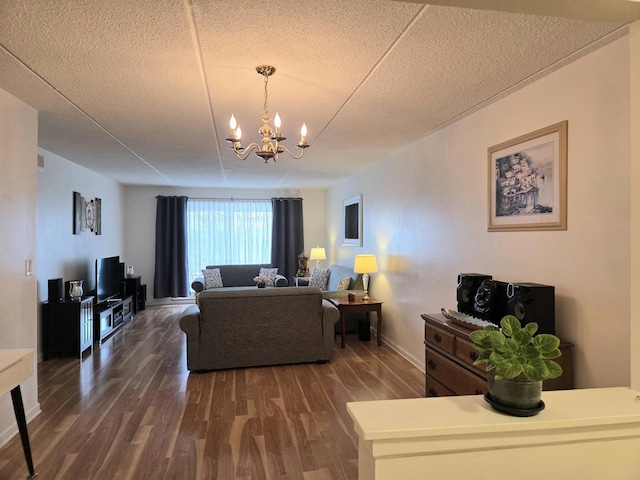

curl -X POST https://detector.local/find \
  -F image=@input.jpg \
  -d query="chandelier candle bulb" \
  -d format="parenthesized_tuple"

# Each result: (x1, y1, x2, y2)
(300, 123, 308, 145)
(229, 115, 237, 137)
(274, 113, 282, 136)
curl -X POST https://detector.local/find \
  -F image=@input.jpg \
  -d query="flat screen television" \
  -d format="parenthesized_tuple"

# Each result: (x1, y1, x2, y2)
(96, 256, 121, 303)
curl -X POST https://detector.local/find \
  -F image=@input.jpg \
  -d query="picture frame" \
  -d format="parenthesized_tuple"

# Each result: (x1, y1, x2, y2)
(73, 191, 83, 235)
(488, 121, 567, 232)
(72, 192, 102, 235)
(343, 194, 363, 246)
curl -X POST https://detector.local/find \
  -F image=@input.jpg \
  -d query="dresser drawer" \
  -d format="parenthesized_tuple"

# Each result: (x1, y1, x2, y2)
(424, 323, 455, 354)
(455, 337, 486, 376)
(426, 348, 487, 396)
(426, 375, 455, 397)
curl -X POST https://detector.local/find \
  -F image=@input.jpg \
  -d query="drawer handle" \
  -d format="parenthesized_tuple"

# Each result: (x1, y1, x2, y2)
(433, 333, 442, 343)
(427, 359, 437, 370)
(428, 387, 438, 397)
(469, 351, 479, 361)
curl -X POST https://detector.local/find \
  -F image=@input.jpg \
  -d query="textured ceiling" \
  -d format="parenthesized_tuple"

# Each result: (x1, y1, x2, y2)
(0, 0, 638, 189)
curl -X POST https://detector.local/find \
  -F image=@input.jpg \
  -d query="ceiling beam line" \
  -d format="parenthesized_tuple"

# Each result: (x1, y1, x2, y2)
(312, 4, 432, 144)
(0, 41, 175, 185)
(183, 0, 228, 187)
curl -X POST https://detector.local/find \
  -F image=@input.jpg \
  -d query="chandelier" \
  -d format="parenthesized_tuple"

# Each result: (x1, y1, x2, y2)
(226, 65, 309, 163)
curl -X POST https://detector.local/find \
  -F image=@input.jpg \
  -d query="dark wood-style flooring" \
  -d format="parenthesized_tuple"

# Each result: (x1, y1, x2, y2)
(0, 305, 425, 480)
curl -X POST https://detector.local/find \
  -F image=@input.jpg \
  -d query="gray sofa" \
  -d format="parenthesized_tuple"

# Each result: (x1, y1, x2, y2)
(298, 264, 366, 334)
(299, 263, 365, 299)
(191, 263, 288, 293)
(179, 286, 339, 371)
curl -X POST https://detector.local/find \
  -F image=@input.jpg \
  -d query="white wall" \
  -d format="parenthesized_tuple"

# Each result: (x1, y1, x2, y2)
(122, 186, 326, 300)
(0, 89, 39, 446)
(327, 36, 631, 389)
(37, 149, 125, 359)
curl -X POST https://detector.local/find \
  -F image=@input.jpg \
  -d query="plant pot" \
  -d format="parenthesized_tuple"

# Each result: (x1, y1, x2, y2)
(257, 283, 266, 288)
(487, 374, 543, 414)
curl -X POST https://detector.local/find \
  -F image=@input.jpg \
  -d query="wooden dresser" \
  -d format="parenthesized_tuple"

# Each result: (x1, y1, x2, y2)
(421, 312, 573, 397)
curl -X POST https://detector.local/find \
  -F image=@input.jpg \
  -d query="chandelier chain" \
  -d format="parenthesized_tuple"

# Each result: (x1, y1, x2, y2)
(263, 75, 269, 116)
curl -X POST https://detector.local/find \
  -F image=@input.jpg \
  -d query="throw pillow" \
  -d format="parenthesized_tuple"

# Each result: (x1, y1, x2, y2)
(309, 268, 331, 290)
(337, 277, 351, 291)
(259, 267, 278, 286)
(202, 268, 223, 289)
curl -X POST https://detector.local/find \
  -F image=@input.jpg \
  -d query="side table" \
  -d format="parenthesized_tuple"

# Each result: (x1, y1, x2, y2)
(294, 276, 310, 287)
(329, 297, 383, 348)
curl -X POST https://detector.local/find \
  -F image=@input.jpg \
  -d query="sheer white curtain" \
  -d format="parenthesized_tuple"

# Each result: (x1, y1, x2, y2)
(187, 198, 273, 287)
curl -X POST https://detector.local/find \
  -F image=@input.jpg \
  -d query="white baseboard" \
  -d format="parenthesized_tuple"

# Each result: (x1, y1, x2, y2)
(373, 329, 426, 373)
(0, 402, 41, 449)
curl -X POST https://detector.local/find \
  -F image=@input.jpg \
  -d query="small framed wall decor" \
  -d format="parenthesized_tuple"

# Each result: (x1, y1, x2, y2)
(343, 194, 363, 246)
(488, 121, 567, 232)
(73, 191, 102, 235)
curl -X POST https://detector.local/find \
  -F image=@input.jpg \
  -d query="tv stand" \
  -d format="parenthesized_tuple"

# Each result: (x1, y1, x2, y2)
(94, 295, 133, 343)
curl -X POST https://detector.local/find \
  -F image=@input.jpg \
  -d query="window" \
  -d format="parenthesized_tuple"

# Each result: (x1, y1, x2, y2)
(187, 198, 272, 287)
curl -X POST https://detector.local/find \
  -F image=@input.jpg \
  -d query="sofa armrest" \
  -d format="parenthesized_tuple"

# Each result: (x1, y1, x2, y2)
(191, 277, 205, 293)
(274, 274, 289, 287)
(179, 304, 201, 336)
(321, 299, 339, 320)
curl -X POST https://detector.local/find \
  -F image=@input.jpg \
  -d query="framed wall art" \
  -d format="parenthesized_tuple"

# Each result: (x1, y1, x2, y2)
(488, 121, 567, 232)
(72, 191, 102, 235)
(343, 194, 363, 246)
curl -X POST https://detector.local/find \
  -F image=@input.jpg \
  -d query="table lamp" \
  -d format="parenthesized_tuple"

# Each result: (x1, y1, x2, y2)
(354, 254, 378, 301)
(309, 247, 326, 269)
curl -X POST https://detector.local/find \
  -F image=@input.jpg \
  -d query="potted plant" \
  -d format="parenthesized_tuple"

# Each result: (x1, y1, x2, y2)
(253, 274, 271, 288)
(469, 315, 562, 415)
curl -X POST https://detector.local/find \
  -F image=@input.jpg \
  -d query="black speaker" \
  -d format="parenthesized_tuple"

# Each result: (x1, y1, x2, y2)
(119, 262, 125, 280)
(506, 283, 555, 334)
(457, 273, 492, 314)
(48, 278, 63, 303)
(488, 280, 509, 324)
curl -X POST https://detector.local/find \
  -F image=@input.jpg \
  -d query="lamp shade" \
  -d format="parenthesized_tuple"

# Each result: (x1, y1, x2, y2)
(309, 247, 326, 261)
(354, 254, 378, 274)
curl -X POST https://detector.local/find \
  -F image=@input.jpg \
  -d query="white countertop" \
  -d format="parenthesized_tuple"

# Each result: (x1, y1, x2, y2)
(348, 387, 640, 441)
(0, 349, 34, 397)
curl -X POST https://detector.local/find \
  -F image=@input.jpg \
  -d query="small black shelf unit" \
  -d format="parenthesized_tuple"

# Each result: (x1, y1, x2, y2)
(42, 296, 95, 360)
(122, 275, 146, 313)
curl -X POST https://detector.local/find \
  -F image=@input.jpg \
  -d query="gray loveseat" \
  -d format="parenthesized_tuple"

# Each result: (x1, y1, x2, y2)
(179, 286, 339, 371)
(191, 263, 288, 293)
(299, 263, 365, 299)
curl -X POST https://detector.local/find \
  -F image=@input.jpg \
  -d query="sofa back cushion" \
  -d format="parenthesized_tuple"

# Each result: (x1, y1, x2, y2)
(326, 264, 364, 291)
(196, 287, 326, 366)
(204, 264, 274, 287)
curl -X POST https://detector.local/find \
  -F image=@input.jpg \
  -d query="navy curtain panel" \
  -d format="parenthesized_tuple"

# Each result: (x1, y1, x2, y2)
(271, 198, 304, 282)
(154, 196, 189, 298)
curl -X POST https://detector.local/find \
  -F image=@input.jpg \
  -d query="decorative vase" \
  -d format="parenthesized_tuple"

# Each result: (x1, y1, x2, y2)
(257, 282, 266, 288)
(69, 280, 84, 301)
(126, 265, 135, 277)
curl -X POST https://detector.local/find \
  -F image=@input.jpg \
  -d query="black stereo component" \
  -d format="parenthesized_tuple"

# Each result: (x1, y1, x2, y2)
(488, 280, 509, 324)
(47, 278, 63, 303)
(457, 273, 492, 314)
(471, 279, 508, 323)
(506, 282, 555, 334)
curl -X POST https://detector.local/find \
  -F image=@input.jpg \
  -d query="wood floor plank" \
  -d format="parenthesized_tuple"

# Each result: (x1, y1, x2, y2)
(0, 304, 425, 479)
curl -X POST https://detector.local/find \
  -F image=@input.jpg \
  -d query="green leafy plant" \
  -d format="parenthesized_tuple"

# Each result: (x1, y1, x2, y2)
(469, 315, 563, 382)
